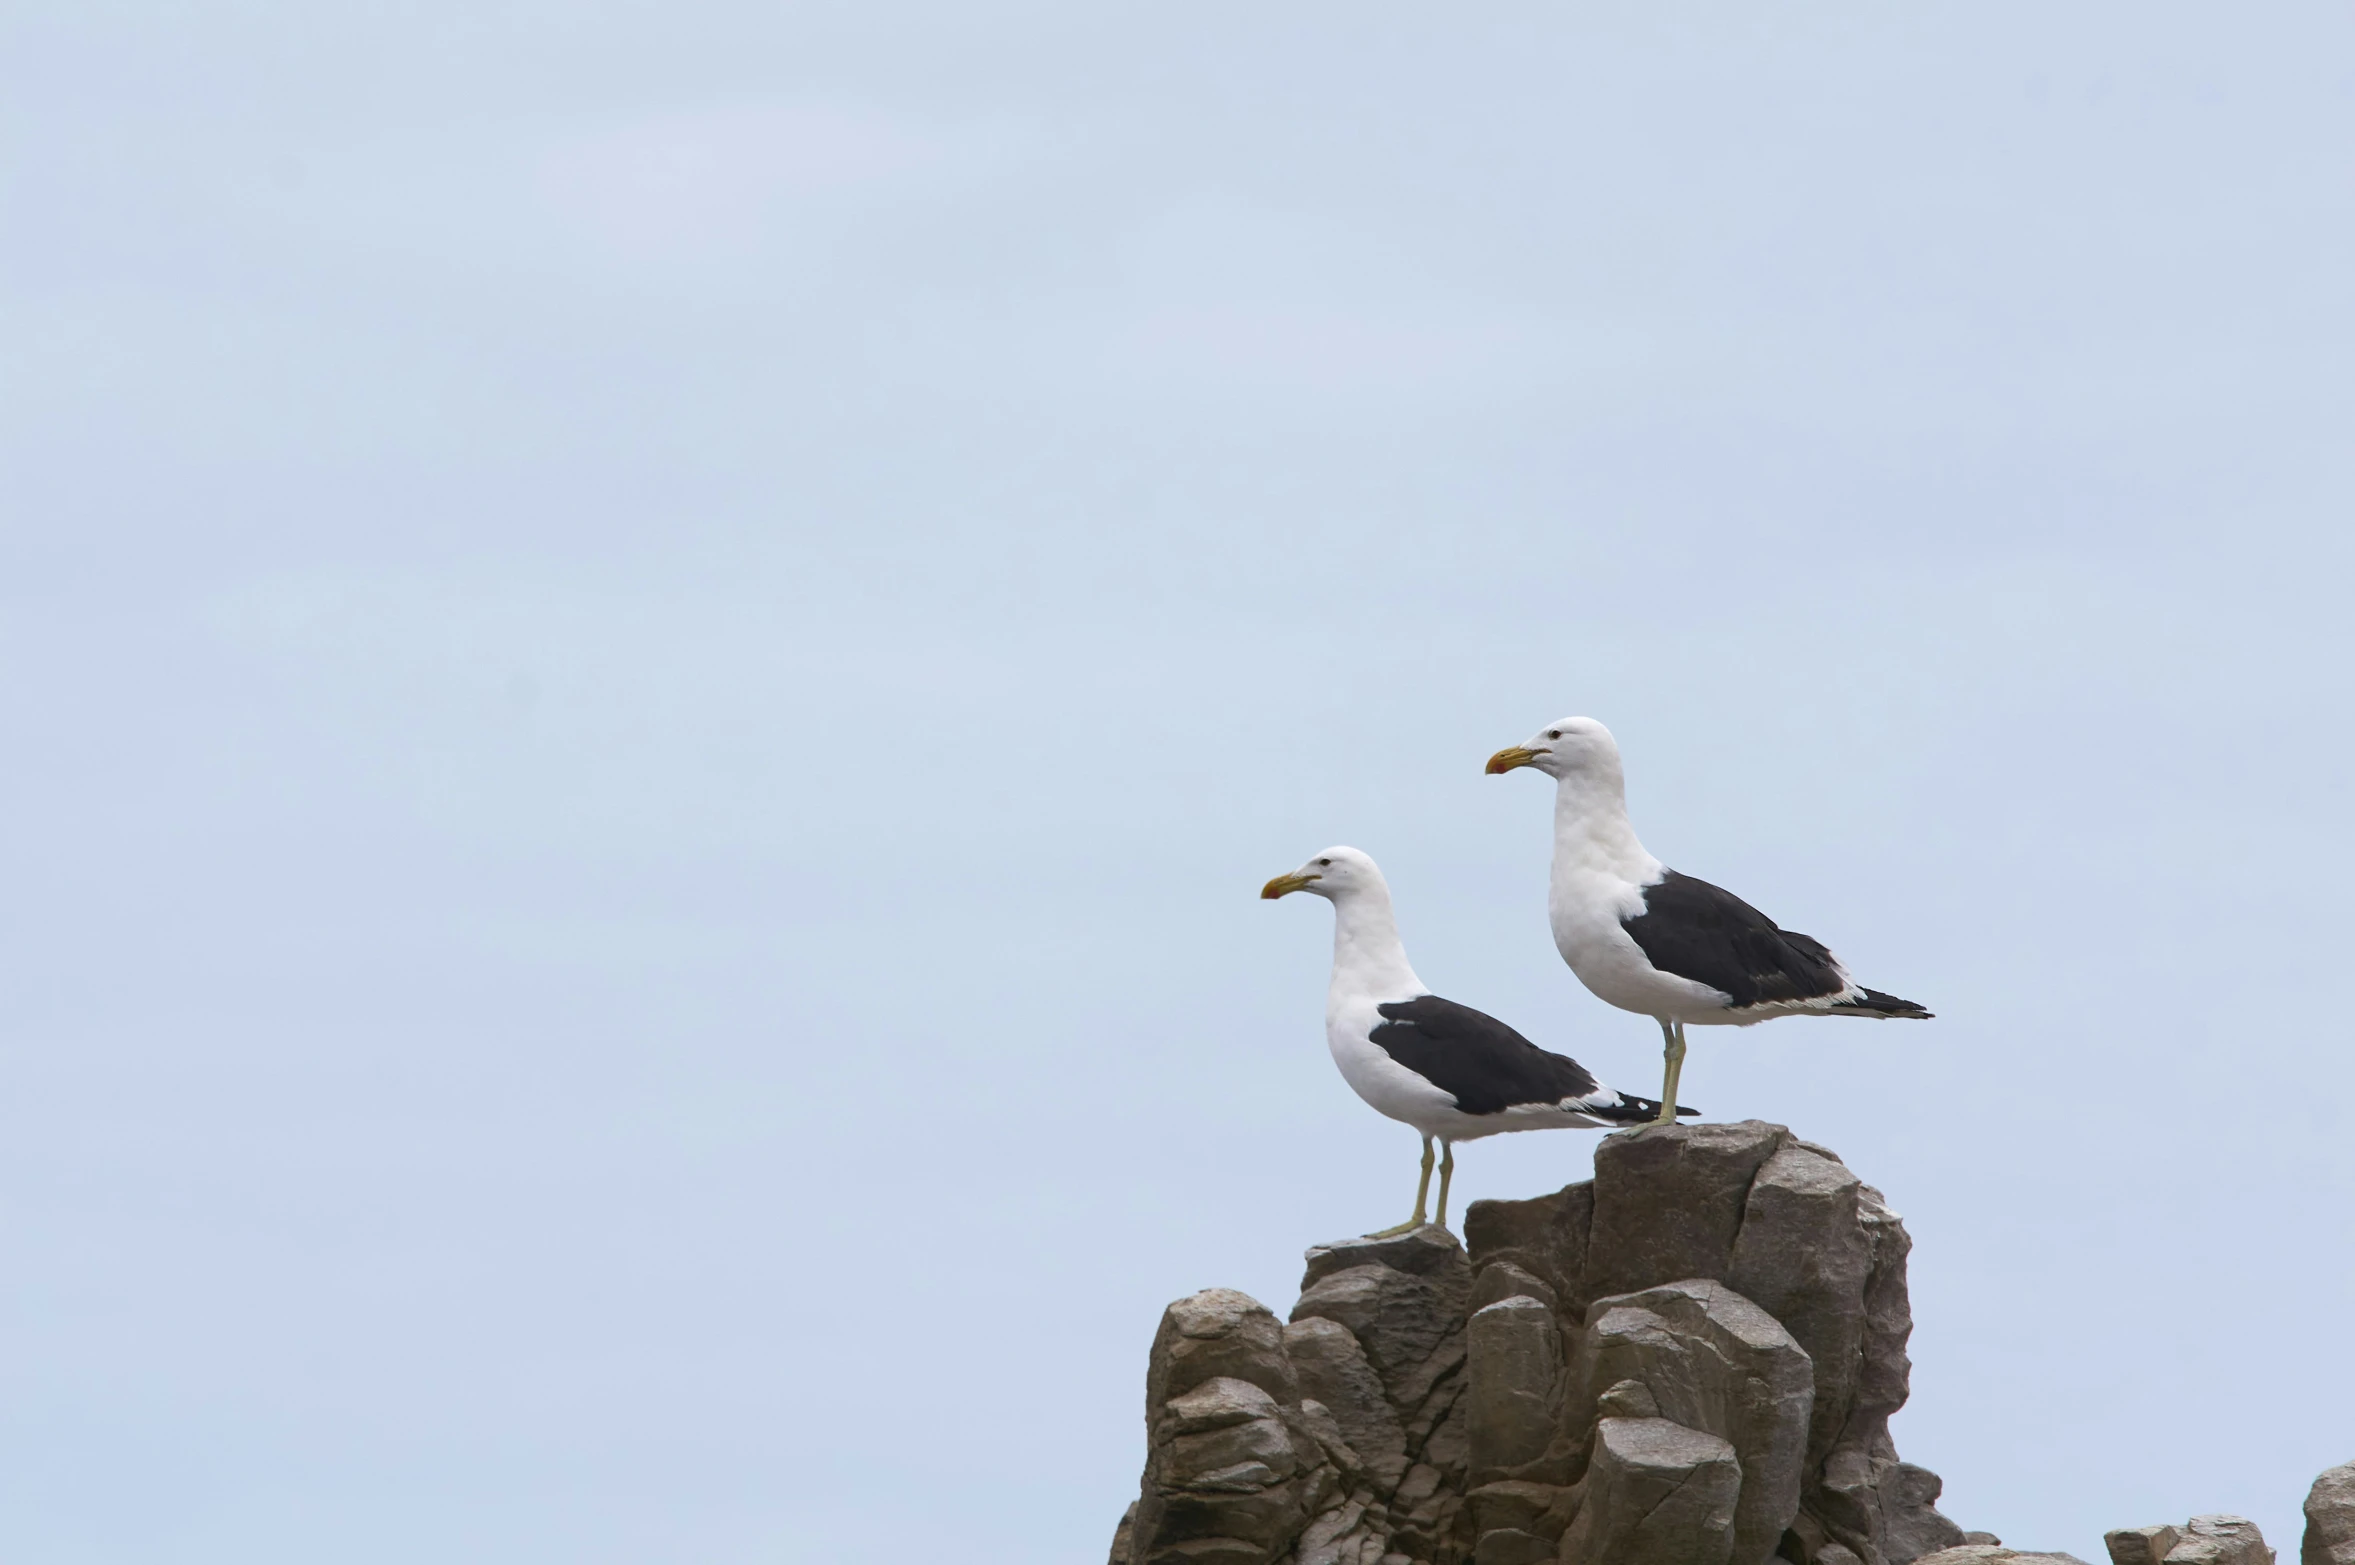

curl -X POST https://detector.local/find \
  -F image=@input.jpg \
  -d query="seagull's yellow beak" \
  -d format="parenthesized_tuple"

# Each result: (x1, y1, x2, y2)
(1485, 745, 1544, 775)
(1260, 871, 1320, 900)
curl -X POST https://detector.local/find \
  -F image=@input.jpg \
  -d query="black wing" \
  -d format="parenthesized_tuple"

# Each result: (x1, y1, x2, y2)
(1369, 995, 1604, 1117)
(1622, 871, 1849, 1008)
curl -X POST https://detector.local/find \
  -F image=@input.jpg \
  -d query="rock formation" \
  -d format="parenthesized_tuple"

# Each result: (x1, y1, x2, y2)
(1107, 1122, 2345, 1565)
(2099, 1515, 2275, 1565)
(1109, 1120, 1970, 1565)
(2307, 1464, 2355, 1565)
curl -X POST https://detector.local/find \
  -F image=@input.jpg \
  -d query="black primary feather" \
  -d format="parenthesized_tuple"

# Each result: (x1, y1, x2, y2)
(1584, 1090, 1698, 1123)
(1830, 986, 1933, 1019)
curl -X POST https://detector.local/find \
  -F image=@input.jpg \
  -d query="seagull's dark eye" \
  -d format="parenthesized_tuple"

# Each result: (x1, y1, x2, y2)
(1545, 730, 1562, 740)
(1316, 858, 1331, 867)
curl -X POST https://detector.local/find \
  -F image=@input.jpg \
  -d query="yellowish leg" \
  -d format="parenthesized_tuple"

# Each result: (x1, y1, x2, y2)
(1655, 1019, 1687, 1125)
(1433, 1141, 1457, 1231)
(1366, 1136, 1434, 1237)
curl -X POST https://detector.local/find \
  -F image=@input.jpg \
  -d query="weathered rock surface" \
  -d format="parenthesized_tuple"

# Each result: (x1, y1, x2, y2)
(1466, 1296, 1564, 1478)
(2307, 1463, 2355, 1565)
(2103, 1514, 2275, 1565)
(1111, 1228, 1474, 1565)
(1121, 1289, 1320, 1565)
(2099, 1515, 2276, 1565)
(1560, 1416, 1742, 1565)
(2106, 1526, 2184, 1565)
(1574, 1279, 1813, 1565)
(1917, 1549, 2091, 1565)
(1292, 1227, 1474, 1562)
(2168, 1515, 2272, 1565)
(1466, 1120, 1962, 1565)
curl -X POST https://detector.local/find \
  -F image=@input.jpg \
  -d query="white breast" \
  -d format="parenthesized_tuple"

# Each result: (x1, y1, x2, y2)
(1547, 871, 1733, 1022)
(1323, 994, 1466, 1133)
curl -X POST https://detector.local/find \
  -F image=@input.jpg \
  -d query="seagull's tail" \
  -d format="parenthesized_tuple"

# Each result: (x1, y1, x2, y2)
(1588, 1092, 1700, 1124)
(1830, 987, 1934, 1019)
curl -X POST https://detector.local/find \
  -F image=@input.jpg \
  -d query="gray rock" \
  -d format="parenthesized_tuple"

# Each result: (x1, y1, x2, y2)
(2308, 1464, 2355, 1565)
(1293, 1232, 1470, 1403)
(1464, 1182, 1595, 1320)
(1303, 1224, 1470, 1290)
(1812, 1182, 1941, 1564)
(1467, 1478, 1573, 1539)
(1469, 1125, 1962, 1565)
(1468, 1258, 1560, 1318)
(1292, 1490, 1395, 1565)
(2107, 1525, 2181, 1565)
(1849, 1185, 1916, 1430)
(1148, 1287, 1300, 1412)
(2164, 1515, 2273, 1565)
(1295, 1231, 1476, 1564)
(1117, 1125, 1975, 1565)
(1598, 1376, 1663, 1419)
(1881, 1462, 1968, 1564)
(1575, 1278, 1812, 1565)
(1160, 1376, 1303, 1492)
(1164, 1374, 1285, 1435)
(1293, 1399, 1363, 1478)
(1583, 1121, 1789, 1306)
(1560, 1416, 1742, 1565)
(1128, 1291, 1319, 1565)
(1466, 1295, 1564, 1479)
(1727, 1142, 1870, 1471)
(1285, 1317, 1409, 1496)
(2103, 1517, 2275, 1565)
(1292, 1227, 1474, 1565)
(1471, 1527, 1554, 1565)
(1915, 1550, 2092, 1565)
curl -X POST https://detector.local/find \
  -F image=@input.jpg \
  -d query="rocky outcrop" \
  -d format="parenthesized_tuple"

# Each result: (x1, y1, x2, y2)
(1109, 1125, 2355, 1565)
(2307, 1464, 2355, 1565)
(1110, 1229, 1475, 1565)
(1120, 1288, 1319, 1565)
(1291, 1228, 1475, 1562)
(1462, 1121, 1961, 1565)
(2102, 1514, 2275, 1565)
(1111, 1122, 1976, 1565)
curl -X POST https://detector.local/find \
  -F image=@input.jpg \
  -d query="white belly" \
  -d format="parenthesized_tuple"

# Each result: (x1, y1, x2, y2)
(1325, 999, 1460, 1130)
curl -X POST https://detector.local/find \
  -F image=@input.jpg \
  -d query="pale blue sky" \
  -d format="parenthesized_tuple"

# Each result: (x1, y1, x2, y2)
(3, 4, 2351, 1561)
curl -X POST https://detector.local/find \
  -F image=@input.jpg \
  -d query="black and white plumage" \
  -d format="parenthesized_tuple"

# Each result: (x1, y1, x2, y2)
(1262, 845, 1686, 1234)
(1486, 716, 1931, 1120)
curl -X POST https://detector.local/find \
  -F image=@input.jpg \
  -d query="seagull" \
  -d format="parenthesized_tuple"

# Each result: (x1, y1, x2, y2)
(1261, 845, 1687, 1236)
(1485, 716, 1931, 1123)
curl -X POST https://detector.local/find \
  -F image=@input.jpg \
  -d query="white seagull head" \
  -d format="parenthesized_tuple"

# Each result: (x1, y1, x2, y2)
(1260, 845, 1385, 903)
(1485, 715, 1621, 782)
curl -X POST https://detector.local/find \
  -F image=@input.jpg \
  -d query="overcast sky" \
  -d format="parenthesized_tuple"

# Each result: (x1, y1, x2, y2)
(3, 3, 2352, 1561)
